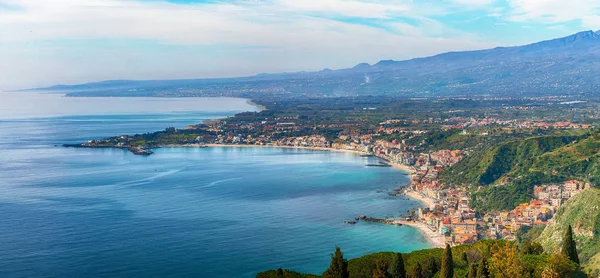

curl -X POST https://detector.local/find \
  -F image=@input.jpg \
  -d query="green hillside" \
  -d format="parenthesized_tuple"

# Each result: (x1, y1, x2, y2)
(536, 188, 600, 277)
(258, 240, 587, 278)
(439, 132, 600, 211)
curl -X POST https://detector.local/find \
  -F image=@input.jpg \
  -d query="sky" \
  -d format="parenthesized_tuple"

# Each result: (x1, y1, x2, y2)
(0, 0, 599, 90)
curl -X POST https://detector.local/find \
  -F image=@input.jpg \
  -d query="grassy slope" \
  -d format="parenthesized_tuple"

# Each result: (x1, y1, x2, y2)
(536, 188, 600, 276)
(439, 132, 600, 211)
(584, 252, 600, 277)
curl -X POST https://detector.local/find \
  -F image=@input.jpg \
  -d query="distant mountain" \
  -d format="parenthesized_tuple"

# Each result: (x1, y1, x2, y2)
(31, 30, 600, 98)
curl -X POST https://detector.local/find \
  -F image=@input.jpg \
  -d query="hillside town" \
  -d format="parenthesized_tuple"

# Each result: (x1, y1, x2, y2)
(75, 112, 594, 248)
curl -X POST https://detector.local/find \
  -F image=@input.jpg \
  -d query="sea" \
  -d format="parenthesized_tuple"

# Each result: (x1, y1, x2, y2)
(0, 92, 431, 277)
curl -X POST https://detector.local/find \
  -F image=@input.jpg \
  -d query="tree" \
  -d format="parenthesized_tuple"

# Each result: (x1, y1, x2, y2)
(323, 247, 350, 278)
(520, 240, 544, 255)
(490, 241, 523, 278)
(468, 263, 477, 278)
(541, 253, 577, 278)
(423, 256, 439, 277)
(276, 268, 284, 278)
(391, 253, 406, 278)
(561, 225, 580, 265)
(373, 258, 390, 278)
(462, 252, 469, 264)
(440, 244, 454, 278)
(411, 263, 424, 278)
(476, 259, 490, 278)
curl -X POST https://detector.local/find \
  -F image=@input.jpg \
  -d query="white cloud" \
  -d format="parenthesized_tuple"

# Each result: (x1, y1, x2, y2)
(507, 0, 600, 26)
(0, 0, 497, 89)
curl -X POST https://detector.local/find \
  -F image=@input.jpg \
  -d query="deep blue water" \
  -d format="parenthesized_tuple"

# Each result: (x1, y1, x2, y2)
(0, 93, 430, 277)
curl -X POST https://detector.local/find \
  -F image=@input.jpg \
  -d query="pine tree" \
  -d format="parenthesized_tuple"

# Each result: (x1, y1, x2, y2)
(561, 225, 580, 265)
(476, 259, 490, 278)
(373, 258, 390, 278)
(411, 263, 424, 278)
(468, 263, 477, 278)
(440, 244, 454, 278)
(323, 246, 350, 278)
(391, 253, 406, 278)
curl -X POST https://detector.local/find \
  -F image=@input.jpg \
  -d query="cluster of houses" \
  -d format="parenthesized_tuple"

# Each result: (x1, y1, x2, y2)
(409, 178, 589, 245)
(442, 117, 593, 131)
(415, 188, 479, 245)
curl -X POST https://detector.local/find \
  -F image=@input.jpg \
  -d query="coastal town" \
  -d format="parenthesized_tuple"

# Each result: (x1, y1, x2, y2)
(71, 110, 596, 249)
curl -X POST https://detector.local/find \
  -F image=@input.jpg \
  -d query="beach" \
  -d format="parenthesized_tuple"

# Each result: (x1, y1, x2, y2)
(404, 190, 438, 209)
(161, 143, 367, 155)
(392, 220, 446, 248)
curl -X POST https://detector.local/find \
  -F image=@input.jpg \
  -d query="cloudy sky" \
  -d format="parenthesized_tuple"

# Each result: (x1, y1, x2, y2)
(0, 0, 599, 90)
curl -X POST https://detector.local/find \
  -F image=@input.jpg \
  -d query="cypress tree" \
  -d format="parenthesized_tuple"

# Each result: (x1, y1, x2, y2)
(323, 246, 350, 278)
(391, 253, 407, 278)
(476, 259, 489, 278)
(468, 263, 477, 278)
(440, 244, 454, 278)
(276, 268, 284, 278)
(411, 263, 424, 278)
(561, 225, 580, 265)
(372, 258, 390, 278)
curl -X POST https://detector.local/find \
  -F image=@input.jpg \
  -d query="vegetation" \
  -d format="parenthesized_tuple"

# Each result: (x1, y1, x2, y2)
(562, 225, 581, 265)
(519, 240, 544, 255)
(439, 132, 599, 211)
(323, 247, 350, 278)
(258, 235, 590, 277)
(468, 262, 477, 278)
(410, 263, 423, 278)
(537, 188, 600, 267)
(476, 259, 489, 278)
(390, 253, 406, 278)
(372, 259, 389, 278)
(440, 244, 453, 278)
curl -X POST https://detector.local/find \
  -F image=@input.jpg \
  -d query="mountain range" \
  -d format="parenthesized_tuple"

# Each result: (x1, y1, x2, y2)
(34, 30, 600, 99)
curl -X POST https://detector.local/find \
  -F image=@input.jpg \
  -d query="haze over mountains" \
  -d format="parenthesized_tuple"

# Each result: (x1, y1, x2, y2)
(36, 30, 600, 99)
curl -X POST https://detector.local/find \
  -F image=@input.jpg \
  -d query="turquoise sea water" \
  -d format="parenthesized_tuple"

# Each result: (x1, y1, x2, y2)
(0, 93, 431, 277)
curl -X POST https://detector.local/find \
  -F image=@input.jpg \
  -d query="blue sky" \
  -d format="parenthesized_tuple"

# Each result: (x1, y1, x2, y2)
(0, 0, 599, 90)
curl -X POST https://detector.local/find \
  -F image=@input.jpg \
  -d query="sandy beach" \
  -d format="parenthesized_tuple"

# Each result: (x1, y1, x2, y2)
(160, 143, 368, 155)
(405, 190, 438, 208)
(392, 220, 446, 248)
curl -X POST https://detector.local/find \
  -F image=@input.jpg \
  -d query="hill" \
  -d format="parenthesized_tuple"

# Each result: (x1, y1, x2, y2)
(439, 132, 600, 211)
(30, 30, 600, 99)
(536, 188, 600, 276)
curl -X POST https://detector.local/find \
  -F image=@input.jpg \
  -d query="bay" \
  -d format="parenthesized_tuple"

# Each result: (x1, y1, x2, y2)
(0, 92, 431, 277)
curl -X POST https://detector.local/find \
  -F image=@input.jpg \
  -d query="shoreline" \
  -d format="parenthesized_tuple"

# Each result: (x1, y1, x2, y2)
(392, 220, 446, 248)
(73, 141, 442, 248)
(404, 190, 437, 209)
(159, 143, 368, 156)
(159, 143, 443, 248)
(245, 99, 267, 111)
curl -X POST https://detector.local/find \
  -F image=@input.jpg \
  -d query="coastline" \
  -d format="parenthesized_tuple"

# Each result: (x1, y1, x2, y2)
(200, 98, 263, 126)
(75, 141, 442, 248)
(160, 143, 368, 155)
(245, 99, 267, 111)
(392, 220, 446, 248)
(160, 143, 443, 248)
(404, 190, 437, 208)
